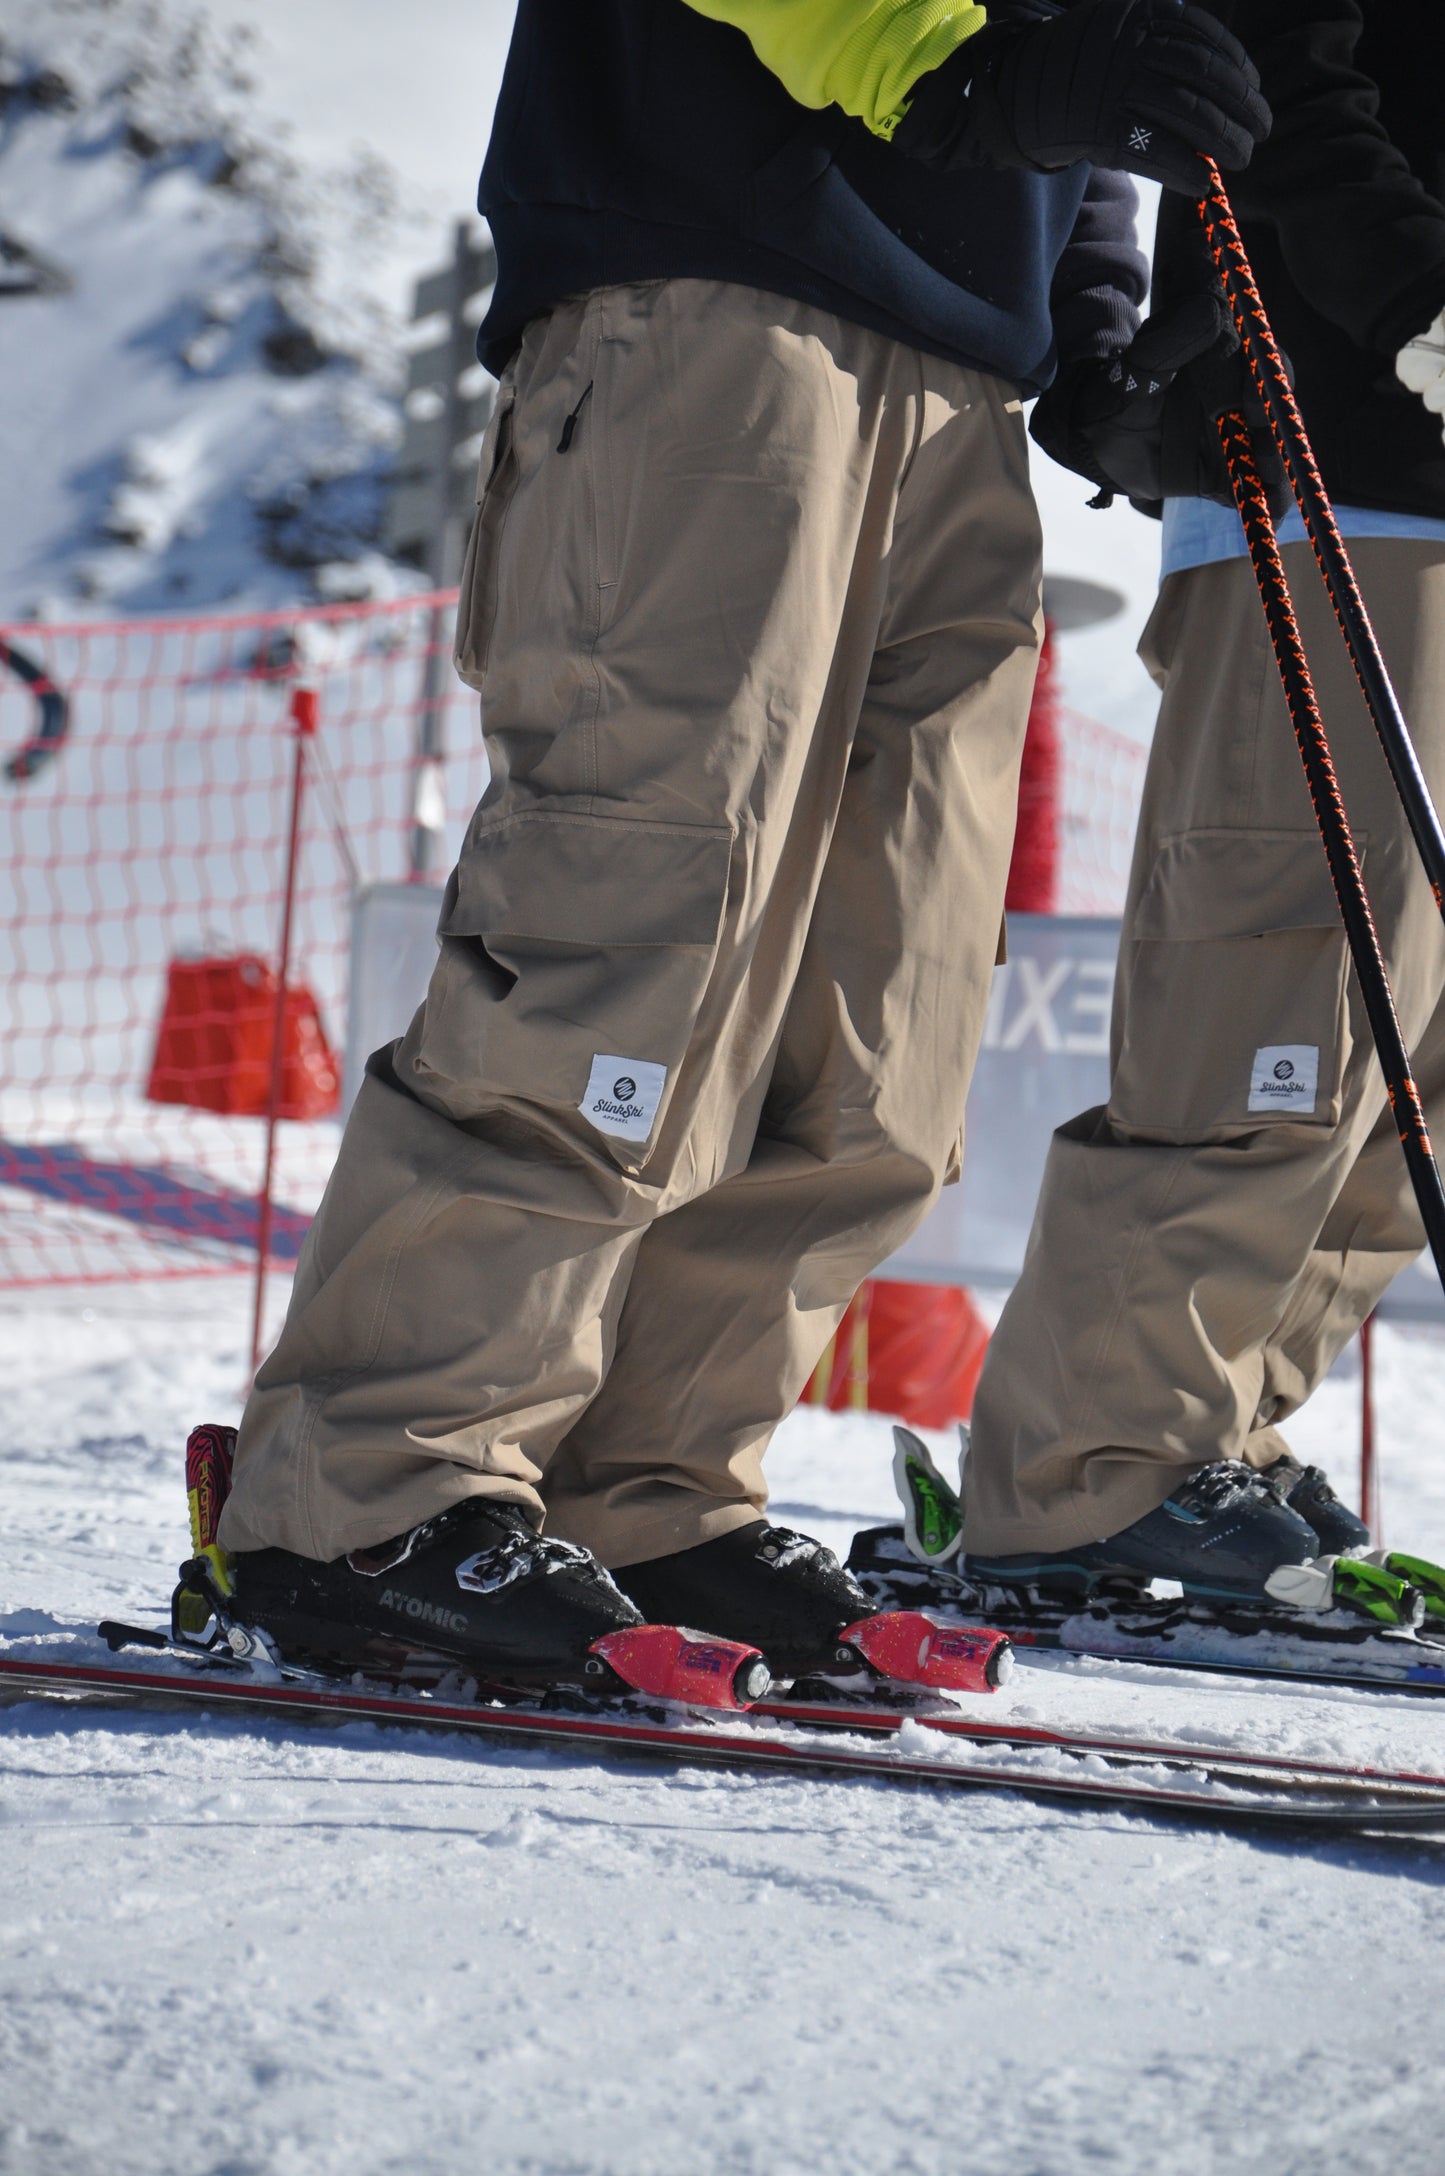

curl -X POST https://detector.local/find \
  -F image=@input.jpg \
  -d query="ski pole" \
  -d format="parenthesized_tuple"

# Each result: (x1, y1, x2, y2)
(1208, 398, 1445, 1292)
(1198, 164, 1445, 918)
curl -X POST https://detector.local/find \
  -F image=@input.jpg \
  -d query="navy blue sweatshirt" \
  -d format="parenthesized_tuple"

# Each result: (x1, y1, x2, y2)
(475, 0, 1146, 394)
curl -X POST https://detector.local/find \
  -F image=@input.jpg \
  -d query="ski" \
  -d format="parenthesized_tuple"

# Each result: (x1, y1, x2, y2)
(92, 1618, 1445, 1800)
(849, 1523, 1445, 1695)
(4, 1646, 1445, 1832)
(758, 1684, 1445, 1800)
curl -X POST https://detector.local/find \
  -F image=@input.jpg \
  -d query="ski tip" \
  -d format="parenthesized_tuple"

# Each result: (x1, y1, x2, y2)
(590, 1625, 771, 1711)
(891, 1429, 964, 1567)
(185, 1423, 238, 1557)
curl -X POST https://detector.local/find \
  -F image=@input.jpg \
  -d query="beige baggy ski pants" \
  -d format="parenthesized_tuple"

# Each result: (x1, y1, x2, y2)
(220, 278, 1042, 1567)
(966, 536, 1445, 1556)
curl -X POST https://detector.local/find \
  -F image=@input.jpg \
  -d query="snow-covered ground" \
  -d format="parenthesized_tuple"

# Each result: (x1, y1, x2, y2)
(0, 0, 428, 620)
(9, 10, 1444, 2173)
(4, 1274, 1445, 2176)
(193, 0, 518, 313)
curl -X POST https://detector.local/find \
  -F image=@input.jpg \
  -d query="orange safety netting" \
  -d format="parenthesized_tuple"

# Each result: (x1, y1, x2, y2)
(0, 594, 1144, 1294)
(0, 593, 483, 1287)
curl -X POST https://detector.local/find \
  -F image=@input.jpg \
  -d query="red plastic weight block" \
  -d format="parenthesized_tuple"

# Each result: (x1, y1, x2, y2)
(838, 1610, 1013, 1693)
(591, 1625, 772, 1711)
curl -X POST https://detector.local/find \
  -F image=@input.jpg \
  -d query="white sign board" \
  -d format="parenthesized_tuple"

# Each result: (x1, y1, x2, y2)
(343, 882, 444, 1113)
(882, 916, 1117, 1287)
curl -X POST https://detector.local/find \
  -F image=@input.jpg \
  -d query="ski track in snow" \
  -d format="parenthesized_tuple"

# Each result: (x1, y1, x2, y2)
(0, 9, 1440, 2168)
(2, 1281, 1445, 2175)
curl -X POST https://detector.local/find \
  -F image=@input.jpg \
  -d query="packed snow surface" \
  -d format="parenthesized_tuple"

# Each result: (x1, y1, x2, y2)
(4, 8, 1439, 2172)
(3, 1276, 1445, 2176)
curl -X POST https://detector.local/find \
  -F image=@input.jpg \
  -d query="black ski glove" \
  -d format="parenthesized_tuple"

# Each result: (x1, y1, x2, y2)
(894, 0, 1271, 198)
(1029, 289, 1293, 515)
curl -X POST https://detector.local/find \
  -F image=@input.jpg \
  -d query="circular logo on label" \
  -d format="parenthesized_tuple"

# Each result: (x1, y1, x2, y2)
(613, 1075, 636, 1100)
(1273, 1059, 1295, 1081)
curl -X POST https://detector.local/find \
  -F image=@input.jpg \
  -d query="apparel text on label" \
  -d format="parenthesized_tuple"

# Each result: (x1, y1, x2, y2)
(580, 1054, 669, 1143)
(1248, 1044, 1319, 1115)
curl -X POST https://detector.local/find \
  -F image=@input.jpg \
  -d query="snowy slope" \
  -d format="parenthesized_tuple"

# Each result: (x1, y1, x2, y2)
(194, 0, 519, 317)
(17, 19, 1436, 2174)
(4, 1275, 1445, 2176)
(0, 0, 423, 619)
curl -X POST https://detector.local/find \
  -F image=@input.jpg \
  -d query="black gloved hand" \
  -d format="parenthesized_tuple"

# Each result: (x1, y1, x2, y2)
(895, 0, 1271, 198)
(1029, 288, 1293, 515)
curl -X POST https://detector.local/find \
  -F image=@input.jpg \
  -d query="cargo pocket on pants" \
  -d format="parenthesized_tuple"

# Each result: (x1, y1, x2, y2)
(453, 381, 519, 693)
(410, 809, 734, 1175)
(1109, 829, 1355, 1142)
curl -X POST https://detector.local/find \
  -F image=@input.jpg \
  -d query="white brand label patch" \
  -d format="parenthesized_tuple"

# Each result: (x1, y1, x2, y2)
(580, 1054, 668, 1143)
(1248, 1044, 1319, 1115)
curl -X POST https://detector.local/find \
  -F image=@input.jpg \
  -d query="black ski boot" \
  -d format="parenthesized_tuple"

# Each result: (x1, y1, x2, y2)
(615, 1522, 878, 1677)
(230, 1499, 644, 1689)
(1258, 1454, 1370, 1553)
(967, 1460, 1320, 1605)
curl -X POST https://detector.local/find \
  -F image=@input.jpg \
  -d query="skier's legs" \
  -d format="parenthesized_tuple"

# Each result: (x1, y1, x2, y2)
(544, 369, 1041, 1565)
(221, 281, 934, 1563)
(965, 538, 1445, 1555)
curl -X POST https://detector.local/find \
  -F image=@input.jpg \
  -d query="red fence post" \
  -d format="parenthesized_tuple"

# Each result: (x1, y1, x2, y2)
(1006, 625, 1061, 914)
(250, 685, 317, 1374)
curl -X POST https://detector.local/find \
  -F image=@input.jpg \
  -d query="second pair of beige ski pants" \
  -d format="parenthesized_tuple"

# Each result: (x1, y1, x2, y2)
(220, 277, 1042, 1567)
(967, 536, 1445, 1555)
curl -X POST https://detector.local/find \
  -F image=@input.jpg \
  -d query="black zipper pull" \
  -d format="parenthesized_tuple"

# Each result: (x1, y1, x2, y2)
(557, 379, 594, 453)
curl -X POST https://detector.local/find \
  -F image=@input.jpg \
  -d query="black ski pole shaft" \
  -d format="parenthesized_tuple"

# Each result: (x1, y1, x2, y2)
(1213, 403, 1445, 1293)
(1199, 164, 1445, 919)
